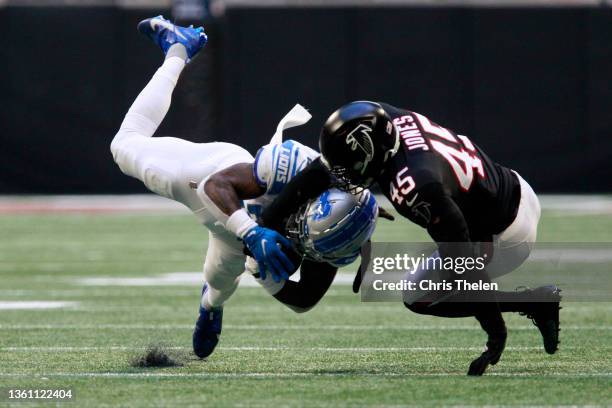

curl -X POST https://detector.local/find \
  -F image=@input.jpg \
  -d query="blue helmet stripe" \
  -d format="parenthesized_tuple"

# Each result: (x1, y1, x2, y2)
(313, 193, 377, 254)
(314, 210, 375, 254)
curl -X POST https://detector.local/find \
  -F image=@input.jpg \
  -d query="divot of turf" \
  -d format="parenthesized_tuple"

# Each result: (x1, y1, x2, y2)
(129, 345, 184, 368)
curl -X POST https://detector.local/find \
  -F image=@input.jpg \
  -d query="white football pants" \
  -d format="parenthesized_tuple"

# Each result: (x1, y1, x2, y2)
(403, 171, 541, 305)
(110, 56, 253, 308)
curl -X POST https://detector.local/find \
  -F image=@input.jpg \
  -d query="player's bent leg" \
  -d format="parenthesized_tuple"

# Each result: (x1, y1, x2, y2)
(468, 304, 507, 376)
(110, 59, 249, 205)
(110, 51, 187, 199)
(202, 235, 245, 308)
(111, 56, 185, 150)
(113, 13, 207, 158)
(486, 171, 541, 279)
(404, 297, 508, 376)
(402, 259, 509, 376)
(193, 233, 245, 359)
(402, 251, 478, 317)
(486, 172, 560, 354)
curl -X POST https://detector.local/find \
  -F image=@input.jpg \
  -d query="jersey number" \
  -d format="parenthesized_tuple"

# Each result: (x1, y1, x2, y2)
(430, 140, 484, 191)
(415, 113, 485, 191)
(390, 166, 416, 206)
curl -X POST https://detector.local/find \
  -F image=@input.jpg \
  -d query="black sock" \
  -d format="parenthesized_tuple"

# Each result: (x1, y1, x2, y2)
(475, 302, 507, 336)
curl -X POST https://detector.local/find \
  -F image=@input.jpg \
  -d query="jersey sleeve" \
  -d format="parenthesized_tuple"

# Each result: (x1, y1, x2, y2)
(253, 140, 319, 195)
(252, 144, 275, 190)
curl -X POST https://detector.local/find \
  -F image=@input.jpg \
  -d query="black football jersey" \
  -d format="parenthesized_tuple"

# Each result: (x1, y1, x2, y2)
(377, 103, 521, 241)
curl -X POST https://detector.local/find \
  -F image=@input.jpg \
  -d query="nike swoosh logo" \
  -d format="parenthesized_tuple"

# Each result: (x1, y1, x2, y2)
(151, 19, 187, 40)
(406, 193, 419, 207)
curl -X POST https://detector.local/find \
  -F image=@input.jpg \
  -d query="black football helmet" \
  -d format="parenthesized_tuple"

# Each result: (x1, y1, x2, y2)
(319, 101, 399, 192)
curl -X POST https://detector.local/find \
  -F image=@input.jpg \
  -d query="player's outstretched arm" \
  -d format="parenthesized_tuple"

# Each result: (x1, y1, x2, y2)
(271, 260, 337, 313)
(198, 163, 295, 283)
(202, 163, 264, 215)
(261, 157, 333, 231)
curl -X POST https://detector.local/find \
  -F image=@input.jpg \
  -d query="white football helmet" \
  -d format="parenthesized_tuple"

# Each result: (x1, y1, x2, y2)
(286, 188, 378, 266)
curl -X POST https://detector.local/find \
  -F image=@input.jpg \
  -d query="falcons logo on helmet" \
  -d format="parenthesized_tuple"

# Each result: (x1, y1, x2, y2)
(345, 124, 375, 175)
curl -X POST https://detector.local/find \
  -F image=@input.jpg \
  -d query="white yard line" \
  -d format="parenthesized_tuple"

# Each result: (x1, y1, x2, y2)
(0, 289, 198, 297)
(0, 346, 585, 352)
(0, 372, 609, 379)
(0, 301, 78, 310)
(539, 195, 612, 215)
(0, 324, 609, 330)
(530, 248, 612, 262)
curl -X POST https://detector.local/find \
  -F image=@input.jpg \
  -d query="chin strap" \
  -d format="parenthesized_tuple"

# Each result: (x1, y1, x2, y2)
(351, 206, 395, 293)
(378, 206, 395, 221)
(352, 240, 372, 294)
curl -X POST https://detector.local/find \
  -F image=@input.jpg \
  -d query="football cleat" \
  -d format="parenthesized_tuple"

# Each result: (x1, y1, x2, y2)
(519, 285, 562, 354)
(137, 15, 207, 62)
(192, 284, 223, 359)
(467, 330, 507, 376)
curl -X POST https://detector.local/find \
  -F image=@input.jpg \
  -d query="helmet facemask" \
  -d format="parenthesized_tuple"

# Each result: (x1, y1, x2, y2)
(284, 189, 378, 266)
(284, 203, 309, 255)
(328, 166, 373, 194)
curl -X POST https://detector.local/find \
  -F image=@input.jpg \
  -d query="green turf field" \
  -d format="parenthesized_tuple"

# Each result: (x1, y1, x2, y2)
(0, 202, 611, 407)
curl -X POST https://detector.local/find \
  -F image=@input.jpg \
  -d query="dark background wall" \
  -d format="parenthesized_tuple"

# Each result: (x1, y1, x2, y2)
(1, 6, 610, 193)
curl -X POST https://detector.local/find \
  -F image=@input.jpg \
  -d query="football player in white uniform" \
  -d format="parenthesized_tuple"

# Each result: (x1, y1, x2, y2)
(110, 16, 379, 359)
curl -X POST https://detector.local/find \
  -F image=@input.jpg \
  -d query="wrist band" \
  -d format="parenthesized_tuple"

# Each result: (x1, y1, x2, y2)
(226, 209, 258, 239)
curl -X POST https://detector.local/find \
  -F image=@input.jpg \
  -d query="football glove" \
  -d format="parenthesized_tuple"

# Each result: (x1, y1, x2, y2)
(243, 226, 294, 283)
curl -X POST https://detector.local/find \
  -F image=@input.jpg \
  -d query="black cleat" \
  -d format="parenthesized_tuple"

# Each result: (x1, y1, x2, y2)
(519, 285, 562, 354)
(467, 330, 507, 376)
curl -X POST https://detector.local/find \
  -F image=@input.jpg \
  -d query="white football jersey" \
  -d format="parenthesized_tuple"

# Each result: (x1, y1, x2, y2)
(245, 139, 320, 221)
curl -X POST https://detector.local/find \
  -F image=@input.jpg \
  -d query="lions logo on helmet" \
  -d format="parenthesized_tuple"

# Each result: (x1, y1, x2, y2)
(286, 188, 378, 267)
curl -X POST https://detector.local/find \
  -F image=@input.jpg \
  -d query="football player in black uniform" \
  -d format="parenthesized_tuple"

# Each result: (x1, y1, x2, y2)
(261, 101, 561, 376)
